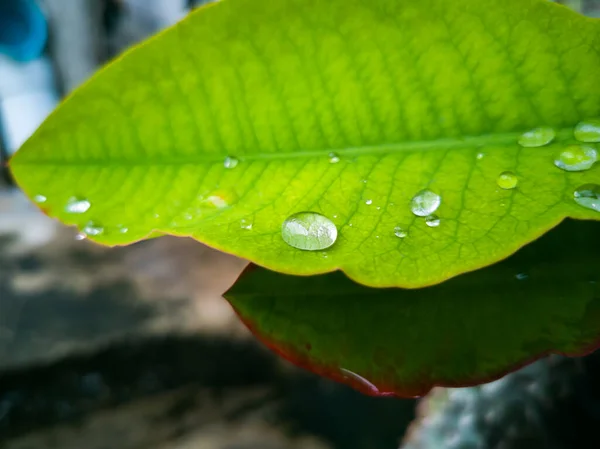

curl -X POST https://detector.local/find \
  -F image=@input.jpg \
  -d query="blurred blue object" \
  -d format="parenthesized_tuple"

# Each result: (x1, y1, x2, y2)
(0, 0, 47, 62)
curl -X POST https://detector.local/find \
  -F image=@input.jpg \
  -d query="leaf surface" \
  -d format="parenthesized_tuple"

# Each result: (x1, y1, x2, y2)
(10, 0, 600, 287)
(226, 220, 600, 397)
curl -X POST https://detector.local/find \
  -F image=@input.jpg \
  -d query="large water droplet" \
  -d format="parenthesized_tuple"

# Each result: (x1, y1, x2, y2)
(33, 194, 47, 204)
(394, 226, 408, 238)
(497, 171, 518, 190)
(518, 127, 556, 147)
(410, 189, 441, 217)
(224, 156, 239, 169)
(82, 221, 104, 236)
(554, 145, 597, 172)
(574, 118, 600, 143)
(281, 212, 337, 251)
(65, 197, 91, 214)
(574, 184, 600, 212)
(425, 215, 441, 227)
(328, 152, 340, 164)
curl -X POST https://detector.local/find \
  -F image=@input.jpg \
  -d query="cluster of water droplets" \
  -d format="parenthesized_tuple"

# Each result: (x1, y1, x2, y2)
(507, 119, 600, 214)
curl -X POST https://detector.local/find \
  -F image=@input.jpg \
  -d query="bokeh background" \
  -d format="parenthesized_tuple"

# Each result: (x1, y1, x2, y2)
(0, 1, 599, 448)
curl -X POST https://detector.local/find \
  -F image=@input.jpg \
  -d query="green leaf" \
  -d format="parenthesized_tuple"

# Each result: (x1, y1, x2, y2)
(225, 220, 600, 398)
(9, 0, 600, 287)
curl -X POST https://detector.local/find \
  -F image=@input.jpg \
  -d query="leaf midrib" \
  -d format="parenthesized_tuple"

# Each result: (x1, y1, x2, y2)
(13, 128, 575, 167)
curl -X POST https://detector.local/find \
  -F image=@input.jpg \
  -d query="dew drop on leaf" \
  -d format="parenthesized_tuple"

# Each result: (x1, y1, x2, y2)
(574, 118, 600, 143)
(553, 145, 597, 172)
(33, 194, 47, 204)
(65, 197, 91, 214)
(476, 152, 485, 160)
(496, 171, 518, 190)
(515, 273, 529, 281)
(394, 226, 408, 238)
(224, 156, 239, 169)
(425, 215, 441, 227)
(117, 225, 129, 234)
(410, 189, 441, 217)
(82, 221, 104, 236)
(281, 212, 338, 251)
(241, 219, 253, 230)
(574, 184, 600, 212)
(365, 199, 373, 205)
(518, 127, 556, 147)
(328, 152, 340, 164)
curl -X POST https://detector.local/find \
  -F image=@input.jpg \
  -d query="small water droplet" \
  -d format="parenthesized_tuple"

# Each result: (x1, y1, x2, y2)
(348, 223, 353, 227)
(117, 225, 129, 234)
(365, 199, 373, 205)
(205, 195, 228, 209)
(33, 194, 47, 204)
(241, 219, 253, 230)
(65, 197, 91, 214)
(224, 156, 239, 169)
(574, 184, 600, 212)
(281, 212, 337, 251)
(574, 118, 600, 143)
(376, 206, 381, 210)
(496, 171, 518, 190)
(75, 233, 87, 241)
(554, 145, 597, 172)
(425, 215, 441, 227)
(82, 221, 104, 236)
(394, 226, 408, 238)
(518, 127, 556, 147)
(476, 152, 485, 160)
(328, 152, 340, 164)
(516, 273, 529, 281)
(362, 179, 368, 184)
(410, 189, 441, 217)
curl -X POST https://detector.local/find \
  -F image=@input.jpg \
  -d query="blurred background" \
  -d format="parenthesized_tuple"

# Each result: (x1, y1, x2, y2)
(0, 1, 599, 449)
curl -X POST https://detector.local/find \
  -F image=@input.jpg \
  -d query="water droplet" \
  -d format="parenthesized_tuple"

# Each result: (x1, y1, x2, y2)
(410, 189, 441, 217)
(75, 233, 87, 241)
(117, 225, 129, 234)
(33, 194, 47, 204)
(82, 221, 104, 236)
(224, 156, 239, 169)
(241, 219, 253, 230)
(394, 226, 408, 238)
(375, 235, 380, 239)
(376, 206, 381, 210)
(515, 273, 529, 281)
(339, 368, 380, 395)
(365, 199, 373, 205)
(362, 179, 368, 184)
(574, 184, 600, 212)
(205, 195, 228, 209)
(554, 145, 597, 172)
(328, 152, 340, 164)
(574, 118, 600, 143)
(281, 212, 337, 251)
(476, 152, 485, 160)
(496, 171, 518, 190)
(425, 215, 441, 227)
(65, 197, 91, 214)
(518, 127, 556, 147)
